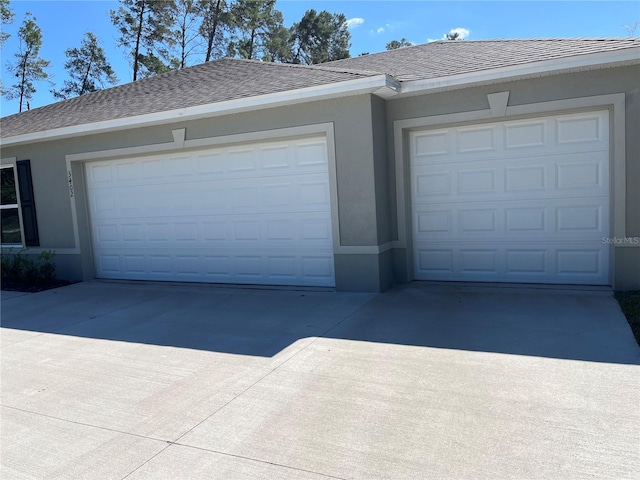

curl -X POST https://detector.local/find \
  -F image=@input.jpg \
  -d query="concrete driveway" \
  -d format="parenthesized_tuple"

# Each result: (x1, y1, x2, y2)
(1, 281, 638, 479)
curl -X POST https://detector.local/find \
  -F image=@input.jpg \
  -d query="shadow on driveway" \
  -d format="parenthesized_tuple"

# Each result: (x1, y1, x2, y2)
(1, 280, 638, 365)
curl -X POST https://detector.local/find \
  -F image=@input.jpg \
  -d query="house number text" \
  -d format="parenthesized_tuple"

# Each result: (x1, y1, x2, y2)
(68, 170, 74, 198)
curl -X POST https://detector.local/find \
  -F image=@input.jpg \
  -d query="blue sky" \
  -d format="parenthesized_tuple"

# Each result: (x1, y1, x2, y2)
(1, 0, 638, 115)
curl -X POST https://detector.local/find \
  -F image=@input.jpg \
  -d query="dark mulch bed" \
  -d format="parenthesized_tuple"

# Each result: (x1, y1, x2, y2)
(1, 280, 74, 293)
(615, 291, 640, 346)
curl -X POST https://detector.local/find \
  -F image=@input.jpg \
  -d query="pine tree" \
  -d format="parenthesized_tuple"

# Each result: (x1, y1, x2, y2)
(263, 25, 292, 62)
(289, 10, 351, 64)
(1, 0, 14, 46)
(386, 38, 413, 50)
(3, 13, 50, 112)
(227, 0, 283, 60)
(53, 32, 118, 100)
(110, 0, 176, 81)
(169, 0, 202, 68)
(199, 0, 228, 62)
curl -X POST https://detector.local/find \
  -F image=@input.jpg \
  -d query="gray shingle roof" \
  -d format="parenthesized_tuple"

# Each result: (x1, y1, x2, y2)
(0, 58, 380, 139)
(323, 38, 640, 81)
(2, 39, 638, 140)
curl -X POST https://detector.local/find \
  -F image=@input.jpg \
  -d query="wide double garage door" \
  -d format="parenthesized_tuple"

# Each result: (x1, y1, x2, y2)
(410, 110, 610, 285)
(86, 136, 335, 287)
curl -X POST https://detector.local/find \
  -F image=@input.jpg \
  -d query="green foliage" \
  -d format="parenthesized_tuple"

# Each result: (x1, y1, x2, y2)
(226, 0, 283, 60)
(4, 0, 357, 101)
(386, 38, 413, 50)
(3, 12, 50, 112)
(445, 32, 462, 40)
(1, 0, 14, 46)
(138, 51, 173, 77)
(52, 32, 118, 100)
(199, 0, 229, 62)
(262, 24, 292, 63)
(110, 0, 177, 81)
(1, 249, 57, 289)
(289, 9, 350, 64)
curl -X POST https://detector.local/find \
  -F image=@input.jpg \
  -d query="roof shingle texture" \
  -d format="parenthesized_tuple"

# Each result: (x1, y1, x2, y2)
(0, 59, 378, 138)
(323, 38, 640, 81)
(2, 38, 638, 139)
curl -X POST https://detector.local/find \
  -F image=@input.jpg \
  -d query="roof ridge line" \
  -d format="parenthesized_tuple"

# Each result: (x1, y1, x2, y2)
(219, 56, 384, 76)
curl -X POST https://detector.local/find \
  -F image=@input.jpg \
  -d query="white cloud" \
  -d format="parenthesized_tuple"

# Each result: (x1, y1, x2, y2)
(444, 27, 470, 40)
(377, 22, 396, 34)
(345, 18, 365, 29)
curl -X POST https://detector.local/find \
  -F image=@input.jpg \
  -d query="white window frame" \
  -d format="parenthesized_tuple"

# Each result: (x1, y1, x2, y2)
(0, 162, 25, 247)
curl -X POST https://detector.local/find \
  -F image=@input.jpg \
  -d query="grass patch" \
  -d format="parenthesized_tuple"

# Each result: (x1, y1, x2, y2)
(615, 291, 640, 346)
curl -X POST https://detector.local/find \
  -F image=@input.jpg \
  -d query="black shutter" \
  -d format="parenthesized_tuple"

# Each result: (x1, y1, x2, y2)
(16, 160, 40, 247)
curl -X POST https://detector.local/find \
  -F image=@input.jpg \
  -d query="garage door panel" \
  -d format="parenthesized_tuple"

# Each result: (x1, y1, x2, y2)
(457, 168, 498, 195)
(504, 164, 547, 191)
(414, 242, 608, 285)
(413, 140, 609, 167)
(89, 175, 331, 219)
(92, 214, 332, 249)
(456, 124, 497, 153)
(413, 197, 609, 241)
(87, 136, 335, 287)
(504, 119, 546, 149)
(556, 160, 604, 189)
(412, 112, 609, 167)
(411, 110, 610, 285)
(86, 140, 328, 189)
(555, 113, 606, 145)
(412, 150, 608, 203)
(93, 250, 334, 286)
(555, 249, 603, 276)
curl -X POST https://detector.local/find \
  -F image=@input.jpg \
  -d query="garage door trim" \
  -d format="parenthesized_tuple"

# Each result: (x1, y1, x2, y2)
(391, 93, 627, 285)
(66, 123, 354, 284)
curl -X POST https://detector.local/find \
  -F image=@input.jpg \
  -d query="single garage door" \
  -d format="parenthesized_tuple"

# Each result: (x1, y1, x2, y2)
(410, 110, 610, 285)
(86, 135, 335, 287)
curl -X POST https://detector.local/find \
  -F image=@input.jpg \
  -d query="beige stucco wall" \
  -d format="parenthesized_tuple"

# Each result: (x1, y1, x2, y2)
(2, 64, 638, 291)
(1, 94, 392, 290)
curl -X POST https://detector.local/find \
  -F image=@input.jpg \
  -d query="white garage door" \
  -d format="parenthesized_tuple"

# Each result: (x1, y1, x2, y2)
(410, 110, 610, 285)
(86, 136, 335, 287)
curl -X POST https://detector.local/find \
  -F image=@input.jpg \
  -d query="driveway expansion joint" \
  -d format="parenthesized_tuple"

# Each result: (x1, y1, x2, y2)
(169, 442, 348, 480)
(0, 404, 171, 444)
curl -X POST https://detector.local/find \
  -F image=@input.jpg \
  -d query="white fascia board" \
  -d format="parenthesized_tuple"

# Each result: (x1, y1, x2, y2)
(1, 74, 394, 147)
(399, 48, 640, 96)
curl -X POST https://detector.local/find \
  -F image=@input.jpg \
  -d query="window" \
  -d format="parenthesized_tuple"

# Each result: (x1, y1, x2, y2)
(1, 165, 23, 244)
(1, 160, 39, 247)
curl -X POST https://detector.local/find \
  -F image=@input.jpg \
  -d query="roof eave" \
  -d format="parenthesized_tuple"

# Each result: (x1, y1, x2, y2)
(397, 47, 640, 97)
(1, 74, 397, 148)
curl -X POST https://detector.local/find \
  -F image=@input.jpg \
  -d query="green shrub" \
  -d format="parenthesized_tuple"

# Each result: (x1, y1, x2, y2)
(1, 248, 57, 290)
